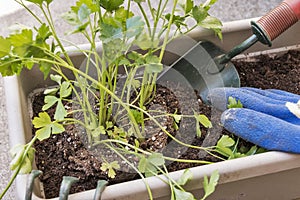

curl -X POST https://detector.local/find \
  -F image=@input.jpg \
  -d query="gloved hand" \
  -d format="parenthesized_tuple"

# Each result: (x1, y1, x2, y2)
(207, 87, 300, 153)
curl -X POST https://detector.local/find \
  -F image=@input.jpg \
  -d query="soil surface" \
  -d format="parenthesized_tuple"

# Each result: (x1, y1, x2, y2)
(32, 50, 300, 198)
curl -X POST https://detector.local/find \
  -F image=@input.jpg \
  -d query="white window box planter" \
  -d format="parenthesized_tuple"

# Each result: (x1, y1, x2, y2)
(4, 18, 300, 200)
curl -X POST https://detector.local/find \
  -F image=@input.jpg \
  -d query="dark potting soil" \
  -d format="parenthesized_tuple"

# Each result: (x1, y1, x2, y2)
(32, 50, 300, 198)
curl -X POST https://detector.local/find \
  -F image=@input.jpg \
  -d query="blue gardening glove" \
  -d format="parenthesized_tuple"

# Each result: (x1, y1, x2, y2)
(207, 87, 300, 153)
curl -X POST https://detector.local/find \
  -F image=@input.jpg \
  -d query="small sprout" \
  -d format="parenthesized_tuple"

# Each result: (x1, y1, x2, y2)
(91, 126, 106, 138)
(216, 135, 263, 159)
(130, 109, 144, 124)
(42, 75, 72, 120)
(100, 161, 120, 179)
(227, 96, 243, 109)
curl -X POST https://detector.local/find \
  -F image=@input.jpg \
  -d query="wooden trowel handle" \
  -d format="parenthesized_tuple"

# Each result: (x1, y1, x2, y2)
(253, 0, 300, 45)
(218, 0, 300, 65)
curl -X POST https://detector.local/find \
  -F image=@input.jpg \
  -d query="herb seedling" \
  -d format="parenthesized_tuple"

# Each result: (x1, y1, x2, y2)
(227, 96, 243, 109)
(0, 0, 225, 199)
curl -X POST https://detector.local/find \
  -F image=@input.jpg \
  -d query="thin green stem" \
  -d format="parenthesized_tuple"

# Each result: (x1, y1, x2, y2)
(43, 4, 73, 66)
(137, 3, 152, 36)
(159, 0, 178, 62)
(15, 0, 43, 24)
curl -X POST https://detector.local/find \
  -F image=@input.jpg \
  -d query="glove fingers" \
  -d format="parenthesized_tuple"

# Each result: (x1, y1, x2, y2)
(208, 87, 300, 125)
(243, 87, 300, 103)
(221, 108, 300, 153)
(207, 87, 286, 110)
(267, 89, 300, 98)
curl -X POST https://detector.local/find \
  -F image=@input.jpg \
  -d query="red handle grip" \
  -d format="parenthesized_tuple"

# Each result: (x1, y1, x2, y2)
(256, 0, 300, 41)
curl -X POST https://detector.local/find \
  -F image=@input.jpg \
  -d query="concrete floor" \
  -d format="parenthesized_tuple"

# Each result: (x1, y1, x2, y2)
(0, 0, 282, 199)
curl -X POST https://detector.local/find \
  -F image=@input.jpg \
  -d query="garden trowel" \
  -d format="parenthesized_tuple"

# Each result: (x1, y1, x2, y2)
(158, 0, 300, 103)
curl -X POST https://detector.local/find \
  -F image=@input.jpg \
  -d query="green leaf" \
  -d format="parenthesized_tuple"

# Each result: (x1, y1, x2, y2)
(145, 63, 163, 74)
(138, 153, 165, 177)
(199, 16, 222, 29)
(19, 157, 32, 174)
(0, 58, 21, 76)
(173, 187, 195, 200)
(216, 135, 235, 158)
(62, 11, 81, 26)
(42, 95, 59, 110)
(99, 23, 123, 42)
(126, 16, 144, 38)
(0, 36, 11, 57)
(60, 81, 72, 98)
(9, 29, 33, 57)
(100, 0, 124, 12)
(245, 146, 258, 156)
(50, 74, 62, 85)
(71, 0, 99, 13)
(100, 161, 120, 178)
(195, 114, 212, 128)
(192, 6, 207, 24)
(203, 0, 218, 8)
(198, 16, 222, 39)
(130, 109, 143, 124)
(148, 153, 165, 166)
(106, 121, 114, 129)
(165, 14, 186, 29)
(24, 60, 34, 70)
(44, 87, 59, 95)
(92, 126, 106, 137)
(177, 169, 193, 186)
(217, 135, 235, 147)
(227, 96, 243, 109)
(25, 0, 53, 5)
(138, 156, 147, 172)
(9, 144, 26, 171)
(54, 101, 68, 120)
(33, 112, 52, 128)
(127, 51, 144, 65)
(173, 114, 182, 123)
(78, 4, 91, 22)
(134, 33, 159, 50)
(39, 61, 52, 79)
(32, 112, 65, 141)
(115, 7, 134, 23)
(185, 0, 194, 14)
(202, 170, 219, 200)
(36, 23, 52, 45)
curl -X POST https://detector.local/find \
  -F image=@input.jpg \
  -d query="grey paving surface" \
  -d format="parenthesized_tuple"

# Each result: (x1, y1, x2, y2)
(0, 0, 282, 199)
